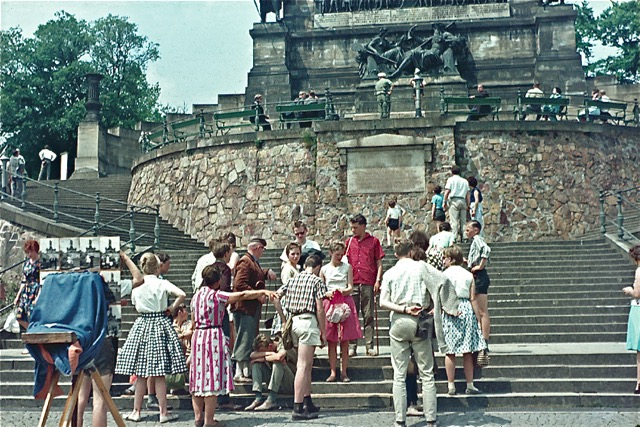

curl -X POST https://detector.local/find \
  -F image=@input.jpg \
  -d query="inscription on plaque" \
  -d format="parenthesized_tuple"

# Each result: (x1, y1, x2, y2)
(346, 147, 425, 194)
(314, 4, 510, 28)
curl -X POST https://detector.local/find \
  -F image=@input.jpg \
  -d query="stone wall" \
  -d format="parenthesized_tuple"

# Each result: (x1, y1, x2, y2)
(0, 220, 46, 304)
(129, 120, 638, 248)
(457, 122, 640, 241)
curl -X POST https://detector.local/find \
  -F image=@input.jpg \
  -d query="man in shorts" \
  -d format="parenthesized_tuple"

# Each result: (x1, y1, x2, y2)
(281, 255, 327, 420)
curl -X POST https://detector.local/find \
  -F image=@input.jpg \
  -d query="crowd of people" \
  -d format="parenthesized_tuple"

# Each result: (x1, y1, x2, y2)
(10, 163, 639, 425)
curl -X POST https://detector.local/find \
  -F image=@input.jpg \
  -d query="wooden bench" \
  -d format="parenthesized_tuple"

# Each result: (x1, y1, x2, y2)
(441, 96, 502, 121)
(275, 103, 327, 128)
(170, 117, 203, 143)
(582, 99, 628, 125)
(213, 109, 258, 135)
(514, 93, 570, 121)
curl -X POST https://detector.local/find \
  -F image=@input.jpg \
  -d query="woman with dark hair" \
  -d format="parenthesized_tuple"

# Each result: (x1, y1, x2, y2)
(623, 245, 640, 394)
(190, 265, 276, 427)
(467, 176, 484, 236)
(14, 239, 41, 329)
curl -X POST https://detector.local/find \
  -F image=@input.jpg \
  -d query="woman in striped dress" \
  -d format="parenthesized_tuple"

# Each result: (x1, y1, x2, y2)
(115, 253, 187, 423)
(191, 265, 276, 427)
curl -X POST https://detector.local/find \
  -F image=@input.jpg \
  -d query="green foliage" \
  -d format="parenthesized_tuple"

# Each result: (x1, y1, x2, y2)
(0, 11, 161, 176)
(575, 0, 640, 83)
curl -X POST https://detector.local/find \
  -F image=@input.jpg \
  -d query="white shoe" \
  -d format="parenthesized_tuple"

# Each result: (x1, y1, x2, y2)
(447, 386, 456, 396)
(465, 386, 482, 395)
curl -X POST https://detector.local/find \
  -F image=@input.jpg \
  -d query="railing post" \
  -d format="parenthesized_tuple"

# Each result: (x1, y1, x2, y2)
(129, 206, 136, 255)
(617, 193, 624, 240)
(439, 86, 445, 115)
(93, 192, 101, 236)
(199, 109, 205, 138)
(599, 191, 606, 235)
(53, 183, 59, 223)
(20, 174, 26, 208)
(154, 204, 160, 250)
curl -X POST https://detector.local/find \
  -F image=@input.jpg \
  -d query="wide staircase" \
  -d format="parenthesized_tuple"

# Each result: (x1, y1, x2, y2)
(2, 176, 204, 251)
(1, 236, 638, 410)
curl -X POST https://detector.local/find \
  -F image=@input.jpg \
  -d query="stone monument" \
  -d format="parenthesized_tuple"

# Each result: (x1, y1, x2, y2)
(245, 0, 585, 115)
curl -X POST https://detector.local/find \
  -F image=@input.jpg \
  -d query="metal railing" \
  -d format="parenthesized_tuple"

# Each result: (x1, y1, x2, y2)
(0, 174, 161, 254)
(599, 186, 640, 242)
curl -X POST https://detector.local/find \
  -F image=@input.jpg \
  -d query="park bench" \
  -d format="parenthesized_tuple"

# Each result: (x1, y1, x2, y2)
(213, 109, 259, 135)
(275, 103, 327, 128)
(171, 117, 203, 142)
(142, 122, 169, 152)
(441, 96, 502, 121)
(514, 91, 570, 121)
(582, 98, 628, 125)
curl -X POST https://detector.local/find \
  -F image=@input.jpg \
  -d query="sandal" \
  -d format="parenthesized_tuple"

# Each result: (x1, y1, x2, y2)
(341, 376, 351, 383)
(326, 374, 337, 382)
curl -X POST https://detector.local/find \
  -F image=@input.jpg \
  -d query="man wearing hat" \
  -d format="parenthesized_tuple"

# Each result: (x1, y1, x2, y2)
(375, 72, 394, 119)
(232, 237, 277, 382)
(251, 94, 272, 131)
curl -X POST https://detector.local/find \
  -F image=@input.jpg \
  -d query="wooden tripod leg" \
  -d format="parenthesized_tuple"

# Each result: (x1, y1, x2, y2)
(90, 371, 125, 427)
(38, 371, 60, 427)
(59, 373, 84, 427)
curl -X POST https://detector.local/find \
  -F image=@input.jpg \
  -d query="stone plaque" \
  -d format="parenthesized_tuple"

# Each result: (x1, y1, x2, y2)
(314, 4, 510, 28)
(346, 147, 425, 194)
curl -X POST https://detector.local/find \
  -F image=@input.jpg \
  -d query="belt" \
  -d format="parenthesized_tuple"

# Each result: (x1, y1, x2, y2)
(632, 299, 640, 306)
(450, 196, 465, 199)
(376, 92, 388, 95)
(196, 325, 221, 329)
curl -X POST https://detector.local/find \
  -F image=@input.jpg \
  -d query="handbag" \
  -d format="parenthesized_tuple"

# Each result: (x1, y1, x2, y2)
(325, 291, 351, 324)
(281, 315, 295, 350)
(341, 237, 353, 264)
(415, 309, 434, 340)
(3, 310, 20, 334)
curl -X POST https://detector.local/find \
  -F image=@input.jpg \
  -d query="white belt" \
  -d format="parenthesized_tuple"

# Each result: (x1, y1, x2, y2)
(631, 299, 640, 306)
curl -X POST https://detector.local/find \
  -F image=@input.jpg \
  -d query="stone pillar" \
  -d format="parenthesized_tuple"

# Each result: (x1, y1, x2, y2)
(73, 73, 107, 179)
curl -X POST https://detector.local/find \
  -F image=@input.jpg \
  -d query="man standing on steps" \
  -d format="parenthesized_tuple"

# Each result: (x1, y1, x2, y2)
(232, 237, 277, 382)
(443, 165, 470, 244)
(279, 221, 323, 268)
(375, 72, 394, 119)
(280, 255, 327, 421)
(345, 214, 385, 357)
(38, 145, 57, 181)
(380, 240, 459, 427)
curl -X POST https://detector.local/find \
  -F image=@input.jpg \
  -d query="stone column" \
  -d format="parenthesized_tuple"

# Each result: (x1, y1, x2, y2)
(73, 73, 107, 179)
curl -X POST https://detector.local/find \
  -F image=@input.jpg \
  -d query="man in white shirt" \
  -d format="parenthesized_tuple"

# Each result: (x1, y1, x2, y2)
(380, 240, 459, 427)
(443, 165, 470, 244)
(279, 221, 322, 267)
(38, 145, 57, 181)
(191, 239, 216, 292)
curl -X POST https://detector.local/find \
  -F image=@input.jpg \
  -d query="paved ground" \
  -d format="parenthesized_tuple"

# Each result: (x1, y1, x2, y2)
(1, 409, 638, 427)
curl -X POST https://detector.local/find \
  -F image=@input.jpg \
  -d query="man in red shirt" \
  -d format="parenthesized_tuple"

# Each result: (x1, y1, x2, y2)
(345, 214, 385, 356)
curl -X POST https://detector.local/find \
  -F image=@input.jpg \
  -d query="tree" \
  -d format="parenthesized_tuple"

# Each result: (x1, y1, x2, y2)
(574, 0, 640, 83)
(0, 11, 161, 177)
(90, 15, 161, 129)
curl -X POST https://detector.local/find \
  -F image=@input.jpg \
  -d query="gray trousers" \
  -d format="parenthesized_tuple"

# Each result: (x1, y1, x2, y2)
(449, 197, 467, 242)
(232, 310, 260, 362)
(349, 284, 375, 351)
(389, 315, 437, 423)
(251, 361, 295, 396)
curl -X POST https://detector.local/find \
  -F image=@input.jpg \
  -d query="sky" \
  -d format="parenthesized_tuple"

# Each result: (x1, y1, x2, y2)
(0, 0, 625, 112)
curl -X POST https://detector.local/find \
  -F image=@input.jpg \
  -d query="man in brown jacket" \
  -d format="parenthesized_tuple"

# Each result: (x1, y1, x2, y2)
(232, 237, 277, 381)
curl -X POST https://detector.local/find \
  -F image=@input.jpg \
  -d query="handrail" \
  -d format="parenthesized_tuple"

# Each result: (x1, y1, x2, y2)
(0, 257, 27, 276)
(599, 188, 640, 241)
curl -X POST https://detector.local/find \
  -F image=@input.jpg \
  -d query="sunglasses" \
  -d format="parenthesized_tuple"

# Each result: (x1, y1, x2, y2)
(294, 232, 306, 236)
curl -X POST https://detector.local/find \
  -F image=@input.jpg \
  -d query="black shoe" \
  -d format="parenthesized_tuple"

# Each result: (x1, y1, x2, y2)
(634, 386, 640, 395)
(292, 403, 318, 421)
(303, 395, 320, 413)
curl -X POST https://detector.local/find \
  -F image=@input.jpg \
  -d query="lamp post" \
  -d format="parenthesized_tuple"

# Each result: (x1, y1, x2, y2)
(412, 72, 424, 118)
(0, 154, 9, 199)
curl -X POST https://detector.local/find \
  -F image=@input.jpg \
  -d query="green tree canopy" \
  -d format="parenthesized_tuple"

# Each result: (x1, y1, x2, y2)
(575, 0, 640, 83)
(0, 11, 161, 177)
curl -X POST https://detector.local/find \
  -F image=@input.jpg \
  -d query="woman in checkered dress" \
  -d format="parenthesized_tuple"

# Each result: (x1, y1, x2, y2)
(115, 253, 187, 423)
(441, 245, 487, 396)
(190, 265, 276, 427)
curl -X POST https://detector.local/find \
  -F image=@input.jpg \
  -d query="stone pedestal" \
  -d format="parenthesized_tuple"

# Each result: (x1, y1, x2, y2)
(73, 121, 107, 179)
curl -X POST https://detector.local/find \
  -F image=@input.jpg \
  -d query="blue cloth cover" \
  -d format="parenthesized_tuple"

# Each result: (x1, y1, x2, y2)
(27, 272, 107, 397)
